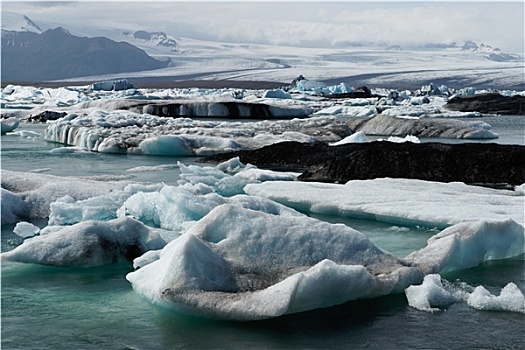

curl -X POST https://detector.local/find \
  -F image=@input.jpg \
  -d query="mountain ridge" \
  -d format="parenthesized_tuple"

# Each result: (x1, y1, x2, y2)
(1, 27, 169, 82)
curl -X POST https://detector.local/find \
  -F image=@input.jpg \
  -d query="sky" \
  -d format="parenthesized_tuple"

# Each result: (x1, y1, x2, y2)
(2, 1, 524, 53)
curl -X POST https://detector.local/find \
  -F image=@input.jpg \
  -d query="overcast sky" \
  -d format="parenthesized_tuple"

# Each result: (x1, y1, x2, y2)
(2, 1, 524, 53)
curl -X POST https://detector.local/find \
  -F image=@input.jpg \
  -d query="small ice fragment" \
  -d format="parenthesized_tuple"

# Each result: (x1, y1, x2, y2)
(13, 221, 40, 238)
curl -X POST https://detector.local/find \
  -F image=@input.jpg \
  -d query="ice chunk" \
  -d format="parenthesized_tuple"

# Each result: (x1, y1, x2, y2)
(329, 131, 369, 145)
(49, 183, 163, 226)
(215, 157, 256, 174)
(405, 274, 457, 312)
(406, 219, 525, 274)
(314, 105, 376, 118)
(1, 217, 165, 267)
(406, 274, 525, 314)
(1, 117, 20, 134)
(13, 221, 40, 238)
(380, 135, 420, 143)
(467, 283, 525, 313)
(234, 168, 299, 182)
(118, 183, 227, 231)
(127, 204, 422, 320)
(262, 89, 291, 99)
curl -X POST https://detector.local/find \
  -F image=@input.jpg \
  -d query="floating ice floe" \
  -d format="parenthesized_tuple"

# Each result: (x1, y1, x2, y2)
(406, 219, 524, 274)
(244, 178, 524, 228)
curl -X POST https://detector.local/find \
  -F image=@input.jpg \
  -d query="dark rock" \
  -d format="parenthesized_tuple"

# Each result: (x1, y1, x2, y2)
(28, 110, 67, 122)
(445, 93, 525, 115)
(203, 141, 525, 186)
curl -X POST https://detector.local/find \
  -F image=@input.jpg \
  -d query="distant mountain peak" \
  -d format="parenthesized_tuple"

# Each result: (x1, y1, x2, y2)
(462, 40, 478, 51)
(132, 30, 177, 48)
(46, 27, 71, 35)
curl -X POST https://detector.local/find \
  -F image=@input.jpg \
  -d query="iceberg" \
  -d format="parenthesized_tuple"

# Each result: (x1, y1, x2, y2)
(126, 204, 422, 320)
(1, 170, 130, 224)
(2, 159, 523, 321)
(405, 219, 525, 274)
(2, 217, 165, 267)
(44, 111, 350, 155)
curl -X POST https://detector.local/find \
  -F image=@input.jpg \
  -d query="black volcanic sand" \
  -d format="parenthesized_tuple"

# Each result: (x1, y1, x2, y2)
(203, 141, 525, 187)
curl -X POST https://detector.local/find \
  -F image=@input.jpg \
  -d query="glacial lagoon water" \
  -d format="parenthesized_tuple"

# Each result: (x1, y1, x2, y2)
(1, 118, 524, 349)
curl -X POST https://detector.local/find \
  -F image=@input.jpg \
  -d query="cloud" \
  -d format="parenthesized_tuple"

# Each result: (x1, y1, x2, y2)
(2, 1, 523, 53)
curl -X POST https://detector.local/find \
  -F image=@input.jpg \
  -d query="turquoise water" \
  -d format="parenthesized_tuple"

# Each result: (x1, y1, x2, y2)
(2, 120, 524, 349)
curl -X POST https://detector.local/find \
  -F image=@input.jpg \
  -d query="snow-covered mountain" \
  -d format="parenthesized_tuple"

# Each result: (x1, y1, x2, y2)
(1, 11, 523, 89)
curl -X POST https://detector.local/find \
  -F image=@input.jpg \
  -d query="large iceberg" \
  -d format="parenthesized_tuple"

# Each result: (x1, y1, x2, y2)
(44, 111, 350, 155)
(126, 204, 422, 320)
